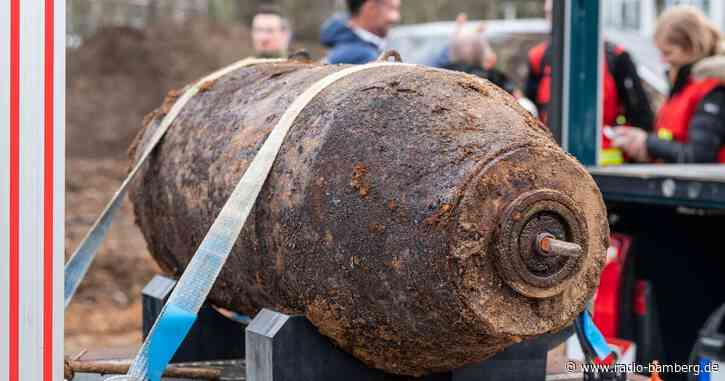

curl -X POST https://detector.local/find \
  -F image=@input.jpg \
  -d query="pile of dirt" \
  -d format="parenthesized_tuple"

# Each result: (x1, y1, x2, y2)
(65, 19, 257, 356)
(67, 19, 253, 160)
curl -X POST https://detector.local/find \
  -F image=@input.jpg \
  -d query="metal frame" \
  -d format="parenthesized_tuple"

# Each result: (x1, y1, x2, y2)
(552, 0, 602, 166)
(548, 0, 565, 145)
(0, 1, 65, 380)
(590, 166, 725, 209)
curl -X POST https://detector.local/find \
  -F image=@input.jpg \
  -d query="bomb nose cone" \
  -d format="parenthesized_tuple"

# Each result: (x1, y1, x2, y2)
(494, 189, 589, 299)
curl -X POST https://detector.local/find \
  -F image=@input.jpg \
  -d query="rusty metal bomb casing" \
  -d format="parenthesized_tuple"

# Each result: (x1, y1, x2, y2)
(128, 61, 608, 376)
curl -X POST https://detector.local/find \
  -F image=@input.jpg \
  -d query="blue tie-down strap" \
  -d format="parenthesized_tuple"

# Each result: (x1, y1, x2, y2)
(576, 311, 615, 361)
(147, 304, 197, 381)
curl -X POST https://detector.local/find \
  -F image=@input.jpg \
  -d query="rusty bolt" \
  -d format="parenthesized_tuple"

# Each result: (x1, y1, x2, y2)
(536, 233, 583, 258)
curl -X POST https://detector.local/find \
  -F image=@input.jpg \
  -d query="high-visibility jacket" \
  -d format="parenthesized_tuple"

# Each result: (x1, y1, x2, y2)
(654, 77, 725, 163)
(528, 41, 621, 128)
(526, 41, 654, 165)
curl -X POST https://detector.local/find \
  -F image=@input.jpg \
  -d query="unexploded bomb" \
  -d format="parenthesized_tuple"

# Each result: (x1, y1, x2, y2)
(129, 61, 608, 376)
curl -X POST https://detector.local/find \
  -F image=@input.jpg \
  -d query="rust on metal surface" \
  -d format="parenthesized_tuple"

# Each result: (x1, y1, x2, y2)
(537, 233, 584, 258)
(128, 61, 609, 376)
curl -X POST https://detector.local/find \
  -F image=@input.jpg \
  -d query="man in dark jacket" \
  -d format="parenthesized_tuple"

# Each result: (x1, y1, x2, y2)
(321, 0, 401, 64)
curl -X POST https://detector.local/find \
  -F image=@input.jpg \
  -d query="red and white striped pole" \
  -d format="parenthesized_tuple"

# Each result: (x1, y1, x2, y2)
(1, 1, 65, 380)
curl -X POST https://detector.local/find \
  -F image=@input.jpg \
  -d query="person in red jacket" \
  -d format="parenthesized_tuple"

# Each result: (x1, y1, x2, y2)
(525, 1, 654, 165)
(525, 41, 653, 129)
(612, 5, 725, 163)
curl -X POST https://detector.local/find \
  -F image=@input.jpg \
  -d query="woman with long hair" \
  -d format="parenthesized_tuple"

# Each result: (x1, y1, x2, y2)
(613, 5, 725, 163)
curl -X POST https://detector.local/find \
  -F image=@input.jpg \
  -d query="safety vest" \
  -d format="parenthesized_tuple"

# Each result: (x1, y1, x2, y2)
(655, 77, 725, 163)
(529, 41, 624, 165)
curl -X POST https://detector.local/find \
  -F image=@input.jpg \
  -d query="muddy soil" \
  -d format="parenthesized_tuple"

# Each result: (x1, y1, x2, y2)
(64, 158, 159, 356)
(65, 19, 278, 356)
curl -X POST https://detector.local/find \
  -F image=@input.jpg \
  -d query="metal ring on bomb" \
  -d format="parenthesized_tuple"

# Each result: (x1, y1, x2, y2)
(495, 189, 589, 299)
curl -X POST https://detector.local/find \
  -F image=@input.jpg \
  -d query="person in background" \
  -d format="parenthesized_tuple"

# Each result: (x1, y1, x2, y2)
(320, 0, 401, 64)
(441, 14, 538, 117)
(612, 5, 725, 163)
(251, 4, 291, 58)
(430, 14, 498, 73)
(442, 15, 516, 95)
(525, 0, 653, 165)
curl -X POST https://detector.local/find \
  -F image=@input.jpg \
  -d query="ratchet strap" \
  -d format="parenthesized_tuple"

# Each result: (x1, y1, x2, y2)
(119, 60, 414, 381)
(63, 57, 283, 309)
(575, 310, 616, 362)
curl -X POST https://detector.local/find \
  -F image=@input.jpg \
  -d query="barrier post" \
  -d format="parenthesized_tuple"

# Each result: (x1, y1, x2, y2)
(0, 1, 65, 380)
